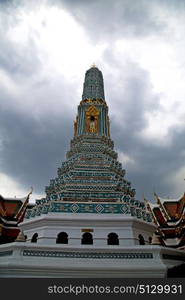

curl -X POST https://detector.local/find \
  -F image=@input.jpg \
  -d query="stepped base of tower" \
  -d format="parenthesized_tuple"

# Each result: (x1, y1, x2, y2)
(0, 243, 185, 278)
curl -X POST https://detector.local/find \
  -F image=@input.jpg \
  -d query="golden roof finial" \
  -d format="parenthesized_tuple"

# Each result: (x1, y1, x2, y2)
(91, 63, 97, 68)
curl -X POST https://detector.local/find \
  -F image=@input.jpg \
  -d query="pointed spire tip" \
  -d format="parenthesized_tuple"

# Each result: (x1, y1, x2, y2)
(91, 63, 97, 68)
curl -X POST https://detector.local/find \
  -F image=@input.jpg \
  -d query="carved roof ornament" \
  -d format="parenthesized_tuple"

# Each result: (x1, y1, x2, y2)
(86, 105, 100, 116)
(28, 186, 33, 198)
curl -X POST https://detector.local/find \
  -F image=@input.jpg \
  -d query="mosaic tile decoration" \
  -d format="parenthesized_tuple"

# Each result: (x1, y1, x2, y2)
(23, 249, 153, 259)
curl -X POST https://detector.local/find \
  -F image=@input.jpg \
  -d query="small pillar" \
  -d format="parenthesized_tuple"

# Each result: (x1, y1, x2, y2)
(15, 230, 26, 242)
(151, 231, 161, 245)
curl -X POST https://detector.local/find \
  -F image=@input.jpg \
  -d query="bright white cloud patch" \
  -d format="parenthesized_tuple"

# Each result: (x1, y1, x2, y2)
(164, 165, 185, 198)
(0, 172, 42, 202)
(7, 4, 107, 80)
(118, 151, 135, 168)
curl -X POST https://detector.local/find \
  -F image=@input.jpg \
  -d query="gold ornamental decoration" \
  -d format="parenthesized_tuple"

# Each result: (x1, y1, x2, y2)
(86, 105, 100, 133)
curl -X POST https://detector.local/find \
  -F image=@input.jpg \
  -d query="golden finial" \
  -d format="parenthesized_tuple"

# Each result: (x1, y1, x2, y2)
(29, 186, 33, 196)
(27, 186, 33, 200)
(91, 63, 97, 68)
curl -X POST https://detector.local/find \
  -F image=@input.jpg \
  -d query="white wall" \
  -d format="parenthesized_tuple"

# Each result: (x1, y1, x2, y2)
(20, 213, 155, 247)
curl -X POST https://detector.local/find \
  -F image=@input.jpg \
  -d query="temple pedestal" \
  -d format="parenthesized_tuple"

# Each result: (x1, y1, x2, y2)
(0, 242, 184, 278)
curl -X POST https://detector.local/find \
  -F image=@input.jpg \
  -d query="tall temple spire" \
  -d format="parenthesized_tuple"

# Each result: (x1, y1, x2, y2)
(82, 65, 105, 101)
(24, 66, 152, 224)
(42, 66, 136, 204)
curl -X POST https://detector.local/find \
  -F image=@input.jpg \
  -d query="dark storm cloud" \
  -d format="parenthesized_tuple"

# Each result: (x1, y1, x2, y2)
(0, 96, 74, 195)
(123, 128, 185, 201)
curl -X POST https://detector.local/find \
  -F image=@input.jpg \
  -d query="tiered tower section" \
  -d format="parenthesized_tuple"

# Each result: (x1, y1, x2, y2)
(25, 66, 151, 222)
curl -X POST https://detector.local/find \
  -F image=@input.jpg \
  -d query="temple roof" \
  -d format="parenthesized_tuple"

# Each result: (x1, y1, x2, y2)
(145, 193, 185, 248)
(154, 192, 185, 221)
(0, 190, 32, 222)
(146, 193, 185, 222)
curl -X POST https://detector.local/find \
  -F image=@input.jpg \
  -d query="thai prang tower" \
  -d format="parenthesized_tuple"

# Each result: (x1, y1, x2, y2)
(1, 66, 185, 278)
(45, 65, 137, 204)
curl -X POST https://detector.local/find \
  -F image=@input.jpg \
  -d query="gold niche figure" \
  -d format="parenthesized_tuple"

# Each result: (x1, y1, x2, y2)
(86, 105, 99, 133)
(89, 116, 96, 132)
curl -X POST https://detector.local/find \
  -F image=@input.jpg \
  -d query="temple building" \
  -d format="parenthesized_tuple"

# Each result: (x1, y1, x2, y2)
(0, 191, 33, 244)
(0, 66, 185, 278)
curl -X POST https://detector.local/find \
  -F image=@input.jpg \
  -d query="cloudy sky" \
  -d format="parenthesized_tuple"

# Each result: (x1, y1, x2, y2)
(0, 0, 185, 203)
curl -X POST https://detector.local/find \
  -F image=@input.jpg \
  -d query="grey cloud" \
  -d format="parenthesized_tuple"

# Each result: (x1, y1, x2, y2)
(103, 49, 161, 134)
(0, 12, 41, 81)
(0, 40, 41, 80)
(55, 0, 165, 41)
(125, 131, 185, 201)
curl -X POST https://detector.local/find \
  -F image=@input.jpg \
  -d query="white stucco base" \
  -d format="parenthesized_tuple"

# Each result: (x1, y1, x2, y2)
(0, 242, 184, 278)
